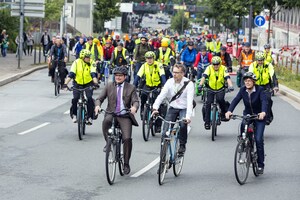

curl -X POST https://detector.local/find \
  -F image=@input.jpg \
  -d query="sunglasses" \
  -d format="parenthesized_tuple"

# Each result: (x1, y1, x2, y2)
(141, 40, 146, 41)
(213, 63, 220, 66)
(146, 57, 153, 59)
(257, 59, 264, 61)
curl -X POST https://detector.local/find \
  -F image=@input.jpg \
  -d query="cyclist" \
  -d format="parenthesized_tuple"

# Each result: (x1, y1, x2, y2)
(263, 44, 277, 66)
(176, 35, 186, 54)
(94, 67, 139, 175)
(220, 46, 233, 72)
(194, 45, 213, 81)
(73, 37, 85, 59)
(110, 42, 130, 82)
(249, 51, 278, 125)
(225, 72, 267, 175)
(198, 56, 234, 130)
(133, 36, 152, 80)
(211, 38, 222, 56)
(124, 36, 135, 58)
(156, 39, 175, 79)
(62, 49, 99, 124)
(180, 41, 197, 78)
(133, 51, 166, 133)
(152, 63, 193, 154)
(48, 37, 68, 85)
(237, 42, 255, 87)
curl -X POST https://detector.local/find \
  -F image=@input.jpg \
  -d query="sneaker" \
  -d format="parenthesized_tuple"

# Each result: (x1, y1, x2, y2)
(178, 144, 186, 154)
(257, 167, 264, 175)
(72, 116, 77, 123)
(86, 118, 93, 125)
(123, 164, 131, 175)
(204, 122, 210, 130)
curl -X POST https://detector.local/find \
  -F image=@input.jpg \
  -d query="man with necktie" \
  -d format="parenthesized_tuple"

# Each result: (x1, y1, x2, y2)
(94, 67, 139, 175)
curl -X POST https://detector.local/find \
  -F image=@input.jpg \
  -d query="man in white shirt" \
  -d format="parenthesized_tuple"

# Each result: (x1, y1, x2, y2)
(152, 63, 194, 154)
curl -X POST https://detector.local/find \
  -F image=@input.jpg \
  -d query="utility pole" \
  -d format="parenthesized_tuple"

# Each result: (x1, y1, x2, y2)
(248, 5, 253, 45)
(287, 10, 289, 48)
(18, 0, 24, 69)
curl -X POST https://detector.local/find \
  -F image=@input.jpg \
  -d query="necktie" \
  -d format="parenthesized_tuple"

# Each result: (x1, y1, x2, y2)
(116, 85, 122, 113)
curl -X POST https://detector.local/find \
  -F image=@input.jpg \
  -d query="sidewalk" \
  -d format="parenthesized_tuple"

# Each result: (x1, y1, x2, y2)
(0, 53, 47, 86)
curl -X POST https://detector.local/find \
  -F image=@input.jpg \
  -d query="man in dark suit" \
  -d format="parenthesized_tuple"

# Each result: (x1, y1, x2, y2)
(94, 67, 139, 175)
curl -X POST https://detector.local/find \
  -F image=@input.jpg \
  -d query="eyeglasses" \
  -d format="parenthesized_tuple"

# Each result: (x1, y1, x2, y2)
(141, 39, 146, 41)
(146, 57, 153, 59)
(213, 63, 220, 66)
(257, 59, 264, 61)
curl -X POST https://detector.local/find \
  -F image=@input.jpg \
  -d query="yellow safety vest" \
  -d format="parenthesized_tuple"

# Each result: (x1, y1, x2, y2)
(84, 43, 98, 60)
(264, 50, 273, 64)
(158, 47, 171, 65)
(250, 62, 271, 86)
(70, 59, 96, 85)
(137, 61, 165, 87)
(204, 65, 228, 90)
(114, 48, 126, 60)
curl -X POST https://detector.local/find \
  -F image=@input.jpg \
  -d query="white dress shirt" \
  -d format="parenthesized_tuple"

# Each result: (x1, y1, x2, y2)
(153, 77, 194, 120)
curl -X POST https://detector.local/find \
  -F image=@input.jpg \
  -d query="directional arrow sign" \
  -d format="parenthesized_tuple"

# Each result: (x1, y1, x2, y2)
(254, 15, 266, 27)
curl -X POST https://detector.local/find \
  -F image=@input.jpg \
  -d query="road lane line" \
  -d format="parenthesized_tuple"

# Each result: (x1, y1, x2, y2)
(64, 110, 70, 115)
(17, 122, 50, 135)
(131, 126, 191, 178)
(131, 157, 160, 178)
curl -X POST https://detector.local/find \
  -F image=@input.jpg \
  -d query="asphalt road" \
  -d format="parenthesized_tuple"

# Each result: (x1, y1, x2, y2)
(0, 69, 300, 200)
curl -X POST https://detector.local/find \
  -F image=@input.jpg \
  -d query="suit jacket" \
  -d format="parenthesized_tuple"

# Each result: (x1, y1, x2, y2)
(95, 81, 139, 126)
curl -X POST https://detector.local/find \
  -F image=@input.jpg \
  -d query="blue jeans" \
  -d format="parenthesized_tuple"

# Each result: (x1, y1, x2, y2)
(134, 62, 143, 80)
(241, 119, 265, 168)
(196, 68, 204, 80)
(162, 107, 188, 145)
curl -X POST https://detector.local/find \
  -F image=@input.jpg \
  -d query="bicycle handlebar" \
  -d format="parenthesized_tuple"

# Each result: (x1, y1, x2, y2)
(99, 108, 130, 115)
(231, 114, 259, 121)
(154, 115, 186, 124)
(68, 86, 95, 92)
(137, 88, 160, 93)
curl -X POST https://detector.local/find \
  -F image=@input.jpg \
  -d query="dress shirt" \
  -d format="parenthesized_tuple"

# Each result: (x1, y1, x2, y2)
(153, 77, 194, 120)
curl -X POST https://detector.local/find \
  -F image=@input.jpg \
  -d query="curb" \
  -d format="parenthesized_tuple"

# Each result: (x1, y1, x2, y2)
(278, 84, 300, 104)
(0, 65, 47, 87)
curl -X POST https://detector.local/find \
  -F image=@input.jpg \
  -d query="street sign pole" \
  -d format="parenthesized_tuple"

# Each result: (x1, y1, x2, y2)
(18, 0, 24, 69)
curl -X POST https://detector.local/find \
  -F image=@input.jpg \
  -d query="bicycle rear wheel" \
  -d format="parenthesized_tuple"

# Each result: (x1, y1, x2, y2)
(158, 140, 169, 185)
(211, 106, 217, 141)
(173, 138, 184, 176)
(234, 140, 250, 185)
(142, 107, 150, 141)
(118, 135, 125, 176)
(77, 106, 84, 140)
(106, 139, 117, 185)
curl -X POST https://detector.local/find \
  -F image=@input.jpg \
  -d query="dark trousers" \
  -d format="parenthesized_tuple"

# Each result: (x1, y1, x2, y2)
(196, 68, 204, 80)
(50, 60, 67, 84)
(27, 45, 33, 55)
(102, 115, 133, 165)
(262, 86, 274, 122)
(204, 89, 226, 123)
(162, 107, 188, 145)
(43, 44, 48, 55)
(71, 83, 94, 119)
(241, 119, 265, 168)
(134, 62, 143, 81)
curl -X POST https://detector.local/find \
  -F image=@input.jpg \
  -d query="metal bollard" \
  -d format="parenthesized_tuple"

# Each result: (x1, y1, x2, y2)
(38, 45, 41, 64)
(33, 46, 36, 64)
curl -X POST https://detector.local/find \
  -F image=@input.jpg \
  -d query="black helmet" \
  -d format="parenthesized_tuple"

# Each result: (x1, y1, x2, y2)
(243, 72, 257, 81)
(264, 44, 271, 49)
(220, 46, 227, 51)
(199, 45, 207, 51)
(187, 41, 194, 46)
(113, 67, 127, 75)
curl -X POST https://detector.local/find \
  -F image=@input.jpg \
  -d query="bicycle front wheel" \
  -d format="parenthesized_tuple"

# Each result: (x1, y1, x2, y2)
(211, 106, 217, 141)
(77, 106, 83, 140)
(106, 139, 117, 185)
(118, 136, 125, 176)
(54, 72, 59, 96)
(158, 140, 169, 185)
(234, 140, 250, 185)
(142, 107, 150, 141)
(173, 139, 184, 177)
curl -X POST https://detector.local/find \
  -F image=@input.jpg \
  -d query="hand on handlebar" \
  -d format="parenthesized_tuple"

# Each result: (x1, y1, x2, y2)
(151, 110, 159, 118)
(94, 105, 101, 116)
(197, 85, 203, 93)
(225, 111, 232, 120)
(258, 112, 266, 120)
(62, 84, 69, 91)
(228, 86, 234, 92)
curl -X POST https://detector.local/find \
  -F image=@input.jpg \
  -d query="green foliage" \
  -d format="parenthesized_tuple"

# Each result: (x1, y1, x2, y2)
(45, 0, 64, 21)
(93, 0, 121, 33)
(275, 65, 300, 92)
(171, 10, 190, 34)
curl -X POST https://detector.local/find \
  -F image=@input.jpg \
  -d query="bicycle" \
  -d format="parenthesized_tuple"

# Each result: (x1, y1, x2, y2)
(53, 59, 64, 96)
(99, 109, 129, 185)
(231, 114, 259, 185)
(155, 115, 186, 185)
(203, 88, 225, 141)
(101, 61, 111, 85)
(138, 88, 159, 141)
(69, 86, 94, 140)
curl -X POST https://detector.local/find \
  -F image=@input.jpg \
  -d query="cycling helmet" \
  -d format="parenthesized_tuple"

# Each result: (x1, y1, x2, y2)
(243, 72, 257, 81)
(244, 42, 251, 47)
(220, 46, 227, 51)
(256, 51, 265, 60)
(161, 40, 168, 47)
(200, 45, 207, 51)
(79, 49, 91, 59)
(145, 51, 156, 59)
(117, 42, 124, 47)
(264, 44, 271, 49)
(113, 67, 127, 75)
(211, 56, 222, 65)
(106, 39, 112, 44)
(187, 41, 194, 46)
(93, 38, 99, 44)
(87, 36, 93, 41)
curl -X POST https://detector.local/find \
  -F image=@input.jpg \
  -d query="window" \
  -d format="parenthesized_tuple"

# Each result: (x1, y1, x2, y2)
(67, 0, 73, 3)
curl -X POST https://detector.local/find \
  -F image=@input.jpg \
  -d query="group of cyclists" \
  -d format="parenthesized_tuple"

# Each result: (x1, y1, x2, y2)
(47, 31, 279, 177)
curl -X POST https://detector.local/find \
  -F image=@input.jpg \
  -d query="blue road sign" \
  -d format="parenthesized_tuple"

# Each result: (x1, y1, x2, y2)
(239, 29, 244, 35)
(254, 15, 266, 27)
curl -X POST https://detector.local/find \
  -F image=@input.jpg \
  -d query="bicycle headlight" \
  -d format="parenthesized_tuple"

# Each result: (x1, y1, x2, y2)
(108, 128, 113, 134)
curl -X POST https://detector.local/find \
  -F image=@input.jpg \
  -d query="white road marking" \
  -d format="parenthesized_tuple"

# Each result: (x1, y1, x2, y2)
(17, 122, 50, 135)
(131, 157, 160, 178)
(64, 110, 70, 115)
(131, 127, 191, 178)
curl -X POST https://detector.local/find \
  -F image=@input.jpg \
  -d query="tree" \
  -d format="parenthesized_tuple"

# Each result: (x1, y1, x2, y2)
(171, 10, 190, 34)
(93, 0, 121, 33)
(45, 0, 64, 21)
